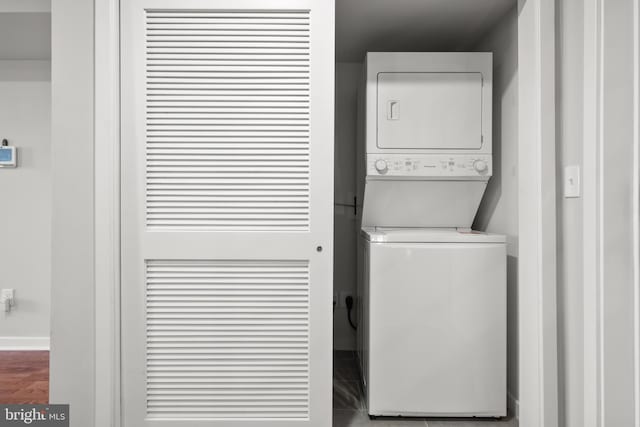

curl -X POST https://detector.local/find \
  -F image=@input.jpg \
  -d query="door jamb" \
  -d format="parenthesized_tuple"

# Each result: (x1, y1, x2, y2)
(94, 0, 121, 426)
(582, 1, 602, 424)
(517, 0, 559, 426)
(94, 1, 560, 426)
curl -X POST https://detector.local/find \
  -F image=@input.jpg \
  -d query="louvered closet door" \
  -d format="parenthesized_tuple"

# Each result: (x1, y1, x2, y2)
(120, 1, 334, 426)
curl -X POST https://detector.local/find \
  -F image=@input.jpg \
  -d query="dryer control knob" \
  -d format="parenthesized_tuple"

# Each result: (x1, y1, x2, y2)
(375, 159, 388, 173)
(473, 159, 488, 173)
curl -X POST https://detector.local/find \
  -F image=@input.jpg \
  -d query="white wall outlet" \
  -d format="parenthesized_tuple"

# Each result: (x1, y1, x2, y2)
(1, 289, 15, 312)
(564, 165, 581, 198)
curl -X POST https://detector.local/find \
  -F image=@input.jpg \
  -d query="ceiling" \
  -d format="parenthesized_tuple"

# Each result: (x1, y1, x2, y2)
(336, 0, 516, 62)
(0, 13, 51, 60)
(0, 2, 515, 62)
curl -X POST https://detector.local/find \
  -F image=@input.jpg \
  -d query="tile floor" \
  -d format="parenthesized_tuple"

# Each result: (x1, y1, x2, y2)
(333, 351, 517, 427)
(0, 348, 517, 426)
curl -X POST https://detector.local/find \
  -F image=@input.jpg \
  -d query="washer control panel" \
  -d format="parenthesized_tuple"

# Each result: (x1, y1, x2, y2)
(367, 154, 492, 177)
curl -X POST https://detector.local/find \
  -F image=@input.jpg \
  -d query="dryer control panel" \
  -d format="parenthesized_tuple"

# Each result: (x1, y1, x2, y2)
(366, 154, 492, 178)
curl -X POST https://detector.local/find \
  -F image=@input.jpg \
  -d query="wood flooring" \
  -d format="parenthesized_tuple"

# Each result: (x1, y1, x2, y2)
(0, 351, 49, 404)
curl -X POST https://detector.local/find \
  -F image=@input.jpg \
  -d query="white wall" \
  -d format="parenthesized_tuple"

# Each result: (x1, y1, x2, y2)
(50, 0, 95, 425)
(555, 0, 584, 426)
(0, 60, 51, 345)
(472, 5, 519, 408)
(0, 1, 51, 14)
(334, 62, 361, 350)
(583, 0, 639, 424)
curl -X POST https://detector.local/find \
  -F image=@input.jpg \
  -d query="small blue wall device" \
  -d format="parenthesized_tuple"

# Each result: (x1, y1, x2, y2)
(0, 139, 17, 168)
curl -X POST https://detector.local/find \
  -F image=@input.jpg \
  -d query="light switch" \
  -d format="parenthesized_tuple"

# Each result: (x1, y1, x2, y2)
(564, 165, 581, 198)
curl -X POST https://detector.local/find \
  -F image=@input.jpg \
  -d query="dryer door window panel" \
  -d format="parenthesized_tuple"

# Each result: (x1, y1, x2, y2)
(377, 72, 483, 150)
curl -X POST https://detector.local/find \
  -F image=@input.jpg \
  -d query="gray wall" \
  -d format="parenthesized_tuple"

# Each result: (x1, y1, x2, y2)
(0, 13, 50, 60)
(334, 11, 522, 358)
(555, 0, 584, 426)
(50, 0, 94, 425)
(473, 5, 519, 406)
(0, 60, 51, 341)
(334, 62, 361, 350)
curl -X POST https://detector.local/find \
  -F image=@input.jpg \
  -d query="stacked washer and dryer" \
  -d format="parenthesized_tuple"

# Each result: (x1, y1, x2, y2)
(355, 53, 507, 418)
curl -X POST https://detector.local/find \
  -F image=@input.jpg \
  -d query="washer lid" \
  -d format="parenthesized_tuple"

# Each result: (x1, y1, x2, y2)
(361, 227, 506, 243)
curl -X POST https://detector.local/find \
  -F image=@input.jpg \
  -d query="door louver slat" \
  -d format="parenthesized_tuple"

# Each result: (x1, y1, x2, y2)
(146, 260, 310, 419)
(145, 10, 310, 230)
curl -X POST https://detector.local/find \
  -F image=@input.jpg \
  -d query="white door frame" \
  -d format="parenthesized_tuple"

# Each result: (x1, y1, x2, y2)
(582, 2, 600, 424)
(94, 0, 121, 426)
(582, 0, 640, 426)
(93, 1, 559, 426)
(517, 0, 559, 426)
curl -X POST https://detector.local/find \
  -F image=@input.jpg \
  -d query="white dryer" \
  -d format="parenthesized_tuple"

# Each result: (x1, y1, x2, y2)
(358, 227, 506, 417)
(356, 52, 494, 229)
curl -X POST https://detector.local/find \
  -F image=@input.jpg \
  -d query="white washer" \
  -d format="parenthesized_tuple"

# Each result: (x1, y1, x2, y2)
(358, 227, 507, 417)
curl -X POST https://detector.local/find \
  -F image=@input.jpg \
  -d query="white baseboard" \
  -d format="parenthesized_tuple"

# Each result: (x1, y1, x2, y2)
(507, 392, 520, 419)
(0, 336, 50, 351)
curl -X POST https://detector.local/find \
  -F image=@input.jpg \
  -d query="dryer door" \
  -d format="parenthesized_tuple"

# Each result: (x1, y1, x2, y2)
(377, 72, 483, 150)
